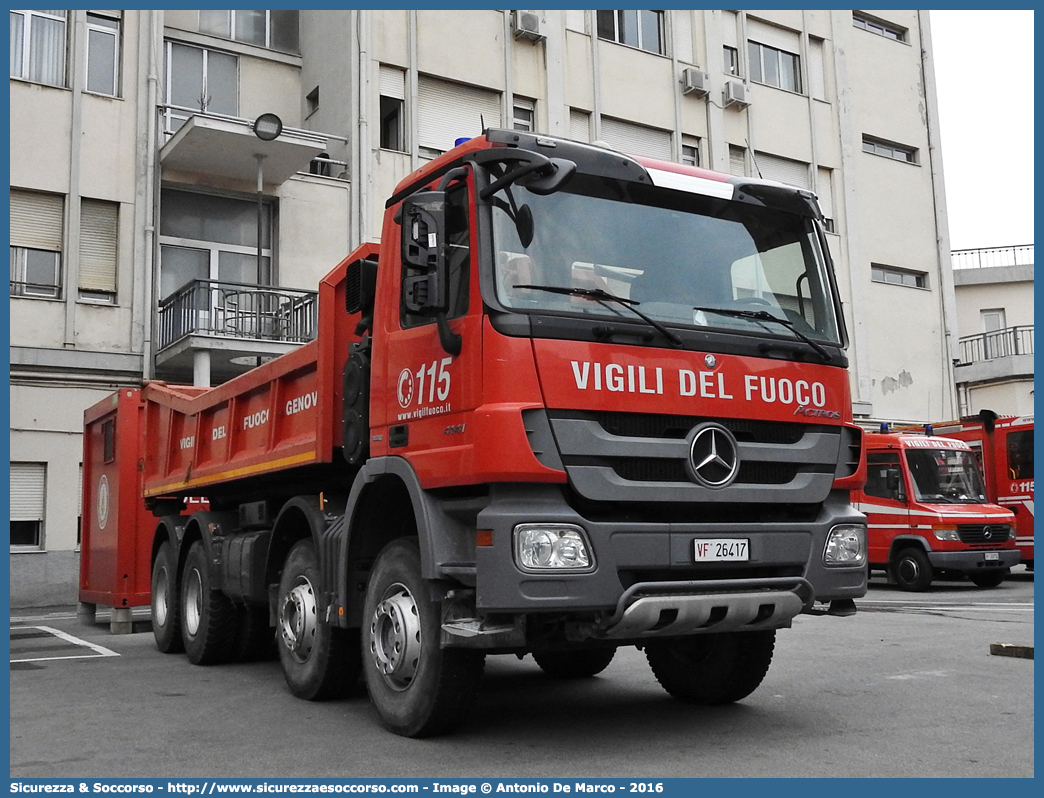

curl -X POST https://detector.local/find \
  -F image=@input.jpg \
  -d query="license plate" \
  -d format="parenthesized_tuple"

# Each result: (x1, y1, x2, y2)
(694, 538, 749, 562)
(985, 552, 1000, 562)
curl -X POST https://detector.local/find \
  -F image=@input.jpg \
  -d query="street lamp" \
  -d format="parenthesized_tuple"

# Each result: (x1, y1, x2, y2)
(252, 113, 282, 281)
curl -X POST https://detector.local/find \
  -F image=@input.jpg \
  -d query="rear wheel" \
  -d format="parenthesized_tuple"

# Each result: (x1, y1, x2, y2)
(645, 630, 775, 705)
(970, 569, 1007, 588)
(362, 538, 485, 737)
(151, 541, 183, 654)
(533, 648, 616, 679)
(180, 541, 236, 665)
(891, 547, 933, 592)
(277, 539, 360, 700)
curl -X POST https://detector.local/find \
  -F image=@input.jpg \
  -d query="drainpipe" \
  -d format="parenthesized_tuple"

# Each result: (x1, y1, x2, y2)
(503, 11, 513, 130)
(64, 11, 86, 347)
(356, 10, 370, 243)
(141, 9, 161, 380)
(408, 10, 418, 172)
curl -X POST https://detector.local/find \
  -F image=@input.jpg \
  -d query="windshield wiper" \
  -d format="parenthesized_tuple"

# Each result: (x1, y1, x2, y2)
(515, 284, 683, 347)
(694, 306, 832, 363)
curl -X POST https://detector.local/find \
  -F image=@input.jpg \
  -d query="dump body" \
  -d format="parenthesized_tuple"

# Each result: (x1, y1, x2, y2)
(936, 414, 1034, 568)
(854, 431, 1018, 589)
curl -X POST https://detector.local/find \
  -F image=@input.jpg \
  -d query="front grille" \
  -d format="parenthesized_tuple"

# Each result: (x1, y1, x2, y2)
(610, 458, 801, 485)
(590, 411, 808, 444)
(957, 524, 1012, 544)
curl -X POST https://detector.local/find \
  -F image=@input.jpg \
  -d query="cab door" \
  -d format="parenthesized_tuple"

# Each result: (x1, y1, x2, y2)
(369, 172, 484, 488)
(859, 451, 910, 565)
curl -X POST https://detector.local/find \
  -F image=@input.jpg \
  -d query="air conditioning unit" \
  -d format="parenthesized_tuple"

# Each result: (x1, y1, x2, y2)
(513, 11, 545, 42)
(681, 68, 710, 97)
(724, 80, 750, 108)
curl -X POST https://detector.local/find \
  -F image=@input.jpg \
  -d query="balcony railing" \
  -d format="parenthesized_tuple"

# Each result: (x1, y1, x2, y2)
(957, 325, 1034, 365)
(951, 245, 1034, 270)
(157, 279, 318, 352)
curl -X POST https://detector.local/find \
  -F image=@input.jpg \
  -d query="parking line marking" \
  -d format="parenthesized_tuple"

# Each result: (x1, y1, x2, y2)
(10, 625, 120, 663)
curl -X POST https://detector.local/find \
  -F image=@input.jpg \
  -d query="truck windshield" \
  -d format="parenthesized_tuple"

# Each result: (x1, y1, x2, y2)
(905, 448, 989, 503)
(492, 173, 841, 345)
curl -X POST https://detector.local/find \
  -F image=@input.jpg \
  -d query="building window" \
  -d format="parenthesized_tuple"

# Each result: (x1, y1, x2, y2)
(729, 145, 746, 177)
(199, 10, 299, 54)
(164, 42, 238, 134)
(10, 9, 66, 87)
(379, 66, 406, 152)
(1006, 431, 1033, 480)
(723, 45, 740, 76)
(853, 13, 907, 43)
(11, 462, 46, 549)
(159, 189, 272, 299)
(305, 85, 319, 117)
(817, 167, 836, 233)
(681, 136, 700, 167)
(79, 199, 119, 302)
(513, 98, 535, 132)
(85, 12, 120, 96)
(10, 189, 63, 299)
(862, 136, 918, 164)
(871, 264, 927, 289)
(748, 40, 800, 93)
(417, 75, 501, 158)
(596, 10, 664, 55)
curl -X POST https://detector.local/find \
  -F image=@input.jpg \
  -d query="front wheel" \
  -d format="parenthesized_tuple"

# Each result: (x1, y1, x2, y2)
(362, 538, 485, 737)
(970, 569, 1007, 588)
(533, 648, 616, 679)
(645, 630, 775, 705)
(891, 547, 933, 592)
(277, 539, 360, 700)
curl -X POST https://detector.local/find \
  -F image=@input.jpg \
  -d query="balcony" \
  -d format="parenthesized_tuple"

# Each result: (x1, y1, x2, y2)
(155, 279, 317, 385)
(951, 245, 1034, 270)
(958, 325, 1034, 365)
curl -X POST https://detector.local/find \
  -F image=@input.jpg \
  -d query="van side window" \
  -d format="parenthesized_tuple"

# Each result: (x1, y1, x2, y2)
(864, 452, 904, 500)
(1006, 430, 1033, 480)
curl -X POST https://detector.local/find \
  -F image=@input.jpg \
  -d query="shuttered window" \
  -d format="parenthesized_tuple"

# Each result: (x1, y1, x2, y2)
(816, 167, 835, 231)
(379, 65, 406, 152)
(747, 20, 801, 93)
(569, 109, 591, 143)
(808, 37, 826, 101)
(10, 189, 63, 298)
(379, 65, 405, 100)
(729, 145, 746, 176)
(79, 198, 119, 296)
(755, 152, 810, 189)
(672, 11, 694, 64)
(600, 117, 672, 160)
(417, 76, 501, 157)
(11, 462, 46, 548)
(746, 19, 800, 54)
(566, 10, 586, 33)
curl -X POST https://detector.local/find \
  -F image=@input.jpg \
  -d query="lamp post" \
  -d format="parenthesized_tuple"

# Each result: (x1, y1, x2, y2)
(251, 113, 282, 281)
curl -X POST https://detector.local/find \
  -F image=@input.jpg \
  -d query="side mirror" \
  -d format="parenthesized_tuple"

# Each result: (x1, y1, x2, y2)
(401, 190, 449, 316)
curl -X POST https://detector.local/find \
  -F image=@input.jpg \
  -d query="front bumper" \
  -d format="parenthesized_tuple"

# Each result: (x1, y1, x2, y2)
(474, 485, 867, 632)
(928, 549, 1021, 572)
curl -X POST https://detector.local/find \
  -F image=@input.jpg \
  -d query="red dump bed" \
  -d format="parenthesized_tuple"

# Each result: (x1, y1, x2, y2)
(140, 245, 372, 499)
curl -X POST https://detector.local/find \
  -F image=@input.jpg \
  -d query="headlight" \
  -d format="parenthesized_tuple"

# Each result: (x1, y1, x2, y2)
(932, 525, 960, 541)
(514, 524, 593, 572)
(824, 524, 866, 567)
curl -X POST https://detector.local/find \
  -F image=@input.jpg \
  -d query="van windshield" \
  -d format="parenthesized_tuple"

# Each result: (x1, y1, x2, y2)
(905, 448, 989, 503)
(492, 174, 841, 345)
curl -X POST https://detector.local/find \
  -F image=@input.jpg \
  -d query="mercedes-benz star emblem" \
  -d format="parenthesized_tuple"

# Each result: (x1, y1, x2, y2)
(982, 527, 993, 540)
(704, 354, 717, 369)
(688, 424, 740, 488)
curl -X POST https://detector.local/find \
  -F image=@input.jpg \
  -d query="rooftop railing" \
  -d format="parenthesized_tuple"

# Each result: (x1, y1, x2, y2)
(156, 279, 318, 352)
(957, 325, 1034, 365)
(951, 245, 1033, 270)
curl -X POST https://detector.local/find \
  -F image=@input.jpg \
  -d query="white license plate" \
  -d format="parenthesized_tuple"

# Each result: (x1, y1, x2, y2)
(985, 552, 1000, 562)
(694, 538, 749, 562)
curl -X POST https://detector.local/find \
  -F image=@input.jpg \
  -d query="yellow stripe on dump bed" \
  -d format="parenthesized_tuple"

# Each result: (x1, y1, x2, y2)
(143, 451, 318, 497)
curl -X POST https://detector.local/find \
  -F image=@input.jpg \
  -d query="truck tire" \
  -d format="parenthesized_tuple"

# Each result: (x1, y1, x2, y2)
(180, 540, 236, 665)
(362, 537, 485, 737)
(277, 539, 360, 700)
(234, 603, 276, 662)
(645, 630, 775, 705)
(970, 569, 1007, 588)
(891, 546, 933, 592)
(533, 648, 616, 679)
(151, 541, 183, 654)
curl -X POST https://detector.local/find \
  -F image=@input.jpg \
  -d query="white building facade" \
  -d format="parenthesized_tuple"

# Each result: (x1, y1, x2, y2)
(9, 9, 957, 605)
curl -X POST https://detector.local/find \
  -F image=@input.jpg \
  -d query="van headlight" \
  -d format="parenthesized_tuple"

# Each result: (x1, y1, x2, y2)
(824, 524, 867, 567)
(514, 524, 593, 572)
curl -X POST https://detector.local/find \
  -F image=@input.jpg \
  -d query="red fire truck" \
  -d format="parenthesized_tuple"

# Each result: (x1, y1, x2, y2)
(935, 411, 1034, 570)
(854, 429, 1019, 590)
(81, 129, 867, 737)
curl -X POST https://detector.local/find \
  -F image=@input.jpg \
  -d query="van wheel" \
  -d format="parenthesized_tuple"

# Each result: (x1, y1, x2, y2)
(533, 648, 616, 678)
(277, 539, 360, 700)
(970, 569, 1007, 588)
(363, 538, 485, 737)
(180, 541, 236, 664)
(151, 541, 183, 653)
(891, 547, 933, 591)
(645, 630, 775, 704)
